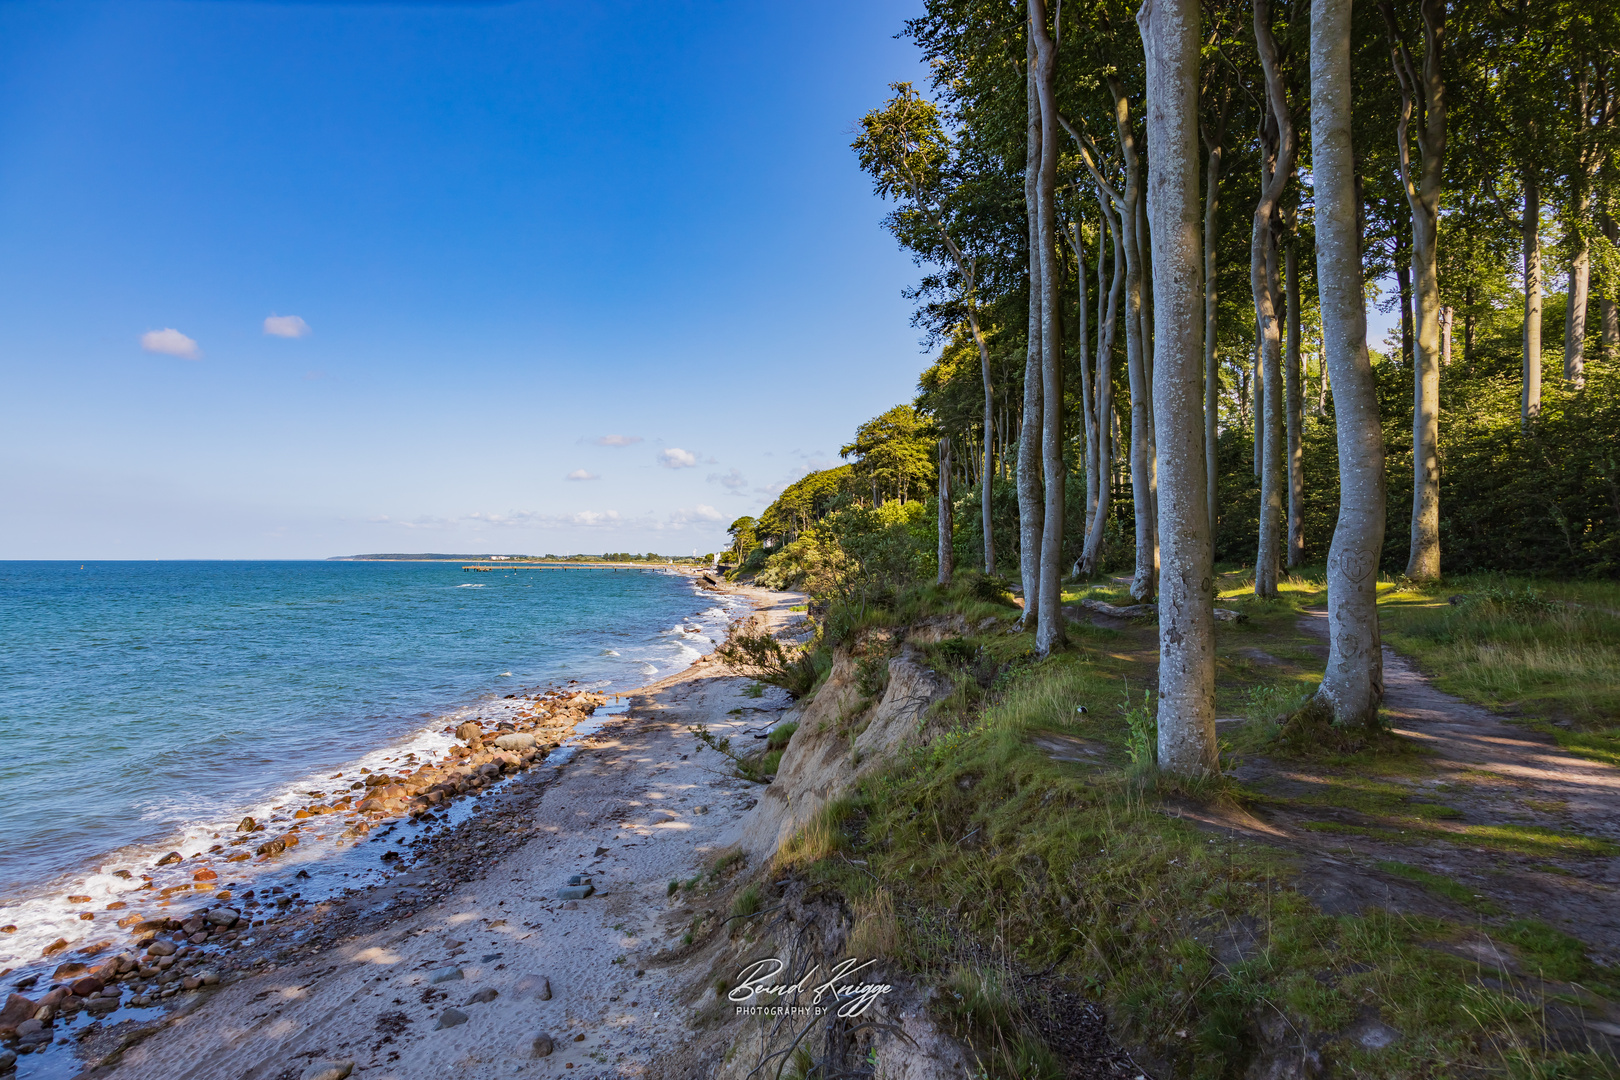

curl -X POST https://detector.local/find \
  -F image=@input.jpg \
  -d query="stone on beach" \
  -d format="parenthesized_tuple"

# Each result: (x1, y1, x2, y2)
(465, 987, 498, 1004)
(429, 967, 464, 984)
(435, 1008, 469, 1030)
(530, 1031, 556, 1057)
(155, 851, 184, 867)
(514, 974, 552, 1000)
(492, 732, 536, 751)
(206, 907, 240, 928)
(299, 1060, 354, 1080)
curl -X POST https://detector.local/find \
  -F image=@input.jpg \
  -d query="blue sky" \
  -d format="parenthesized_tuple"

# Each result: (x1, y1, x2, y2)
(0, 0, 932, 559)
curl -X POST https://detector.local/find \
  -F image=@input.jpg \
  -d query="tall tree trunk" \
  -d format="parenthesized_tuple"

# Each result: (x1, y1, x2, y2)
(1285, 224, 1305, 567)
(1202, 97, 1227, 544)
(1439, 305, 1452, 365)
(1382, 0, 1446, 582)
(1522, 173, 1542, 423)
(1251, 0, 1296, 599)
(1564, 189, 1590, 389)
(1018, 29, 1045, 625)
(1312, 0, 1387, 727)
(1031, 0, 1066, 655)
(1252, 285, 1263, 478)
(1139, 0, 1216, 776)
(1106, 79, 1158, 602)
(1601, 210, 1620, 362)
(1083, 184, 1123, 576)
(1067, 218, 1094, 577)
(938, 437, 955, 584)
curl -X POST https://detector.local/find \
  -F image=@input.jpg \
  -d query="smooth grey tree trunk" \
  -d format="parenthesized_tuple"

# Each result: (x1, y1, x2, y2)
(1139, 0, 1216, 776)
(938, 437, 954, 585)
(1032, 0, 1065, 656)
(1018, 30, 1045, 625)
(1066, 218, 1094, 576)
(1522, 175, 1542, 423)
(1202, 102, 1226, 542)
(1252, 0, 1295, 598)
(1285, 228, 1304, 567)
(1564, 199, 1589, 389)
(1083, 186, 1123, 576)
(1312, 0, 1387, 727)
(1381, 0, 1445, 582)
(1109, 79, 1158, 602)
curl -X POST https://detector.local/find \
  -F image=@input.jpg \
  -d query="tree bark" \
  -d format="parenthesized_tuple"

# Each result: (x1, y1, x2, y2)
(1082, 183, 1123, 576)
(1067, 217, 1095, 574)
(1381, 0, 1445, 583)
(1251, 0, 1296, 599)
(1018, 28, 1045, 624)
(1395, 243, 1414, 368)
(1564, 194, 1590, 389)
(1522, 172, 1542, 424)
(970, 306, 997, 576)
(1139, 0, 1216, 777)
(1202, 93, 1227, 545)
(1439, 305, 1452, 366)
(1285, 223, 1305, 568)
(1031, 0, 1066, 656)
(1312, 0, 1387, 727)
(1106, 79, 1159, 603)
(938, 437, 955, 584)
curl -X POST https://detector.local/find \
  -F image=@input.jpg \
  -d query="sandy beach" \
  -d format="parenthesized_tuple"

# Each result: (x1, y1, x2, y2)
(52, 581, 805, 1080)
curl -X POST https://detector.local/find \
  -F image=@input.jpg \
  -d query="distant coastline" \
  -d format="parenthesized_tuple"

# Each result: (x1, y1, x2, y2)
(329, 552, 716, 566)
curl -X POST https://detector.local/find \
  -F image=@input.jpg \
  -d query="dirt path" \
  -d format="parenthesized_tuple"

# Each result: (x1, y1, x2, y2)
(1254, 613, 1620, 961)
(75, 588, 806, 1080)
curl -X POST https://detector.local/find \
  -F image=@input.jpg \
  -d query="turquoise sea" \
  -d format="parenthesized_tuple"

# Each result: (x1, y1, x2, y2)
(0, 560, 742, 973)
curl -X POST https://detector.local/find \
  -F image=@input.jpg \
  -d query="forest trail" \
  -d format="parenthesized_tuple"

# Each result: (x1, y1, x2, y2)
(1253, 612, 1620, 959)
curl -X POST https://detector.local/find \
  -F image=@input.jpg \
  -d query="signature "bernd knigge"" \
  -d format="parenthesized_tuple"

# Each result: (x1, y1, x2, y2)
(727, 956, 893, 1018)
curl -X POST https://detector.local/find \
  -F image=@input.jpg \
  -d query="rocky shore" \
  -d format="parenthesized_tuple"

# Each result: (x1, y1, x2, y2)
(0, 685, 615, 1067)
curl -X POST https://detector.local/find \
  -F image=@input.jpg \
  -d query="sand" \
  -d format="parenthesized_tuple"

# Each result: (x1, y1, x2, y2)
(78, 583, 805, 1080)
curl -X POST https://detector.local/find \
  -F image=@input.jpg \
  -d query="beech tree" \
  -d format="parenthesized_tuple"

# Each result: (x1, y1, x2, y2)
(1142, 0, 1216, 774)
(1381, 0, 1447, 582)
(854, 86, 1000, 575)
(1312, 0, 1387, 726)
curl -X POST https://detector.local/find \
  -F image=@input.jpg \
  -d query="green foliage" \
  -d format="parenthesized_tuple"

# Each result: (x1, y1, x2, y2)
(841, 404, 938, 504)
(713, 631, 824, 699)
(1121, 689, 1156, 767)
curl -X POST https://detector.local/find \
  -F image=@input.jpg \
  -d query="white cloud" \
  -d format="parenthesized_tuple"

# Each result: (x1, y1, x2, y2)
(140, 328, 200, 359)
(596, 434, 643, 447)
(566, 469, 599, 481)
(668, 504, 723, 526)
(263, 314, 311, 338)
(659, 447, 697, 469)
(707, 468, 748, 491)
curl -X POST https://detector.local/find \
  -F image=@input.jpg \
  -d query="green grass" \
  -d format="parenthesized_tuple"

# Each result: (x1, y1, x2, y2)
(1375, 860, 1502, 913)
(764, 612, 1619, 1079)
(1380, 574, 1620, 730)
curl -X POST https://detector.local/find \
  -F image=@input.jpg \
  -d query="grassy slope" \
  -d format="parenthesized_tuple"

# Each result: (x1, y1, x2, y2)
(766, 573, 1620, 1079)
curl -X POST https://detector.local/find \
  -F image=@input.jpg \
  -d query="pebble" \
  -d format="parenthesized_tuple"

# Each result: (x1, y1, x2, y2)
(514, 974, 552, 1000)
(435, 1008, 469, 1030)
(299, 1061, 354, 1080)
(465, 987, 498, 1004)
(429, 967, 464, 984)
(0, 1048, 15, 1073)
(530, 1031, 555, 1058)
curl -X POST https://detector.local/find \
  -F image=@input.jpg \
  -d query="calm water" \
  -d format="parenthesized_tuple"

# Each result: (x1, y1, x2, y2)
(0, 560, 742, 969)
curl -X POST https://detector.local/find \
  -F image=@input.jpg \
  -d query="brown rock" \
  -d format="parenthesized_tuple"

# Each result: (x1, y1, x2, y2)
(155, 851, 184, 867)
(42, 938, 69, 956)
(0, 994, 37, 1029)
(51, 963, 88, 981)
(70, 977, 104, 997)
(192, 868, 218, 882)
(66, 894, 92, 903)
